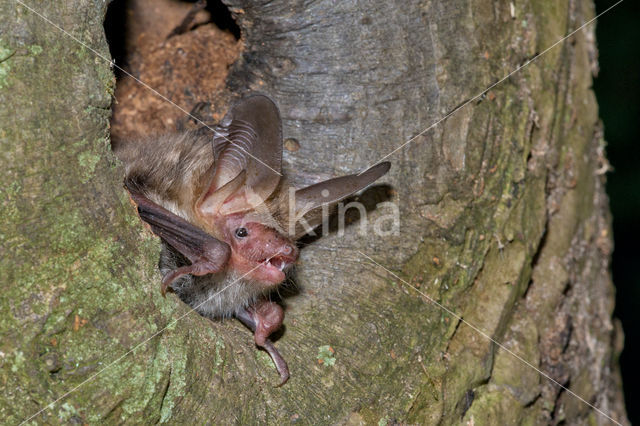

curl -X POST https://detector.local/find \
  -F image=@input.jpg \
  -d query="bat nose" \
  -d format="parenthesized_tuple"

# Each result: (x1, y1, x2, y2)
(280, 243, 298, 258)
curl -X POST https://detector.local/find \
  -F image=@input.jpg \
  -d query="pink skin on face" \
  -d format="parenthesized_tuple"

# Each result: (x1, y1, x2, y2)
(220, 215, 298, 285)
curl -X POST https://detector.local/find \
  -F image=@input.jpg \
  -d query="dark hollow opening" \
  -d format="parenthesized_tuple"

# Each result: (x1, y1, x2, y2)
(103, 0, 242, 143)
(103, 0, 128, 79)
(104, 0, 240, 78)
(203, 0, 241, 40)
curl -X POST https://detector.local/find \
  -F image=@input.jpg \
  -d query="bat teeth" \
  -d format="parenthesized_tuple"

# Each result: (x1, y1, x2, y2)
(266, 257, 288, 272)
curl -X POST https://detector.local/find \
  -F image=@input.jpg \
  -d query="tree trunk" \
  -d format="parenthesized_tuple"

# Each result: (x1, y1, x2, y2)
(0, 0, 628, 424)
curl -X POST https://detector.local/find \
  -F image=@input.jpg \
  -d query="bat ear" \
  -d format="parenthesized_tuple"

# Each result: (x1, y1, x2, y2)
(294, 162, 391, 219)
(198, 170, 247, 218)
(205, 94, 283, 215)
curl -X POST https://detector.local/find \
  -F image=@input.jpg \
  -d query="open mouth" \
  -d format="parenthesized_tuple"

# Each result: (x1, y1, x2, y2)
(261, 255, 295, 272)
(239, 250, 298, 285)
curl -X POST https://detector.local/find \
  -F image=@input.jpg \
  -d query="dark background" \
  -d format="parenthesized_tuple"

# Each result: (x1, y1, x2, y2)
(594, 0, 639, 421)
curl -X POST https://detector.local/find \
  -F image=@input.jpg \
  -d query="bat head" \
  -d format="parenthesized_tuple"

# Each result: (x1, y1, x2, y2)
(218, 212, 298, 286)
(194, 94, 390, 284)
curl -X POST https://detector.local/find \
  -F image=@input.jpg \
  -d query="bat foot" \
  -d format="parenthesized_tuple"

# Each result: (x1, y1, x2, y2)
(236, 301, 289, 385)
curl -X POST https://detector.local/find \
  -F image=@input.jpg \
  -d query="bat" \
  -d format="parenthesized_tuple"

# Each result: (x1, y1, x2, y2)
(117, 94, 390, 385)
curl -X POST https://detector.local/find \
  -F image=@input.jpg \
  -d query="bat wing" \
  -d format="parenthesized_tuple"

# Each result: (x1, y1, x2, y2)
(199, 94, 283, 217)
(127, 186, 231, 296)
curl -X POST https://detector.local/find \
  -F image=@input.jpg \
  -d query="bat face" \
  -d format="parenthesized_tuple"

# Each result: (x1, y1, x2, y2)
(219, 213, 298, 285)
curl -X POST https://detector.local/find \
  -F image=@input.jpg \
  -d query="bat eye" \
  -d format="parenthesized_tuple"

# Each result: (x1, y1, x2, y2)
(234, 227, 248, 238)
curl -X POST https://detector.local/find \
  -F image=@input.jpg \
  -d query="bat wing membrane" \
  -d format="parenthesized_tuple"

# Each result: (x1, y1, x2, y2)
(127, 186, 231, 295)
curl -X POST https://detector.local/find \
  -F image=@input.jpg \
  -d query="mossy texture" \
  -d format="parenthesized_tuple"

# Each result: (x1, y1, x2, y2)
(0, 0, 627, 424)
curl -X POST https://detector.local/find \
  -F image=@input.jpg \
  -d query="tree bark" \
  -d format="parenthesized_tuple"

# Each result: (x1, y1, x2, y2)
(0, 0, 628, 424)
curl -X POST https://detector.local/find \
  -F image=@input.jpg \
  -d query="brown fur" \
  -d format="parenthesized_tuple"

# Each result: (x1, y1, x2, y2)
(118, 129, 222, 225)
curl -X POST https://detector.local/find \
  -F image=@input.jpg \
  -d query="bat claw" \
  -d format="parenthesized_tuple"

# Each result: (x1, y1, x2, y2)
(160, 269, 182, 296)
(160, 279, 175, 297)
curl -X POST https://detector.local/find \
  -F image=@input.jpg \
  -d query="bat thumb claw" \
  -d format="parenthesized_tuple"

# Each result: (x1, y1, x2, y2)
(160, 273, 178, 297)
